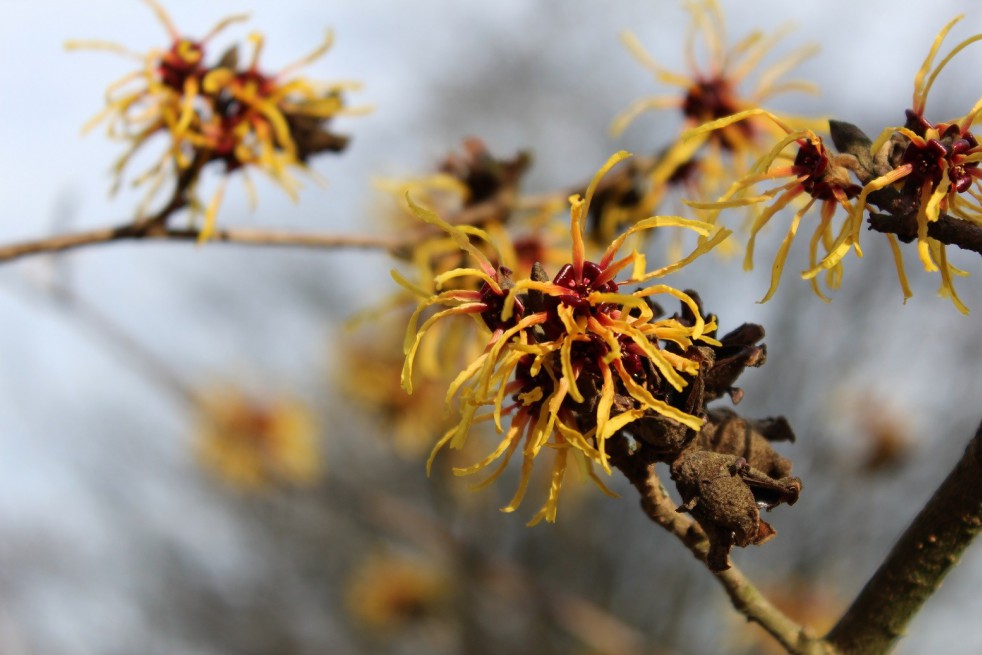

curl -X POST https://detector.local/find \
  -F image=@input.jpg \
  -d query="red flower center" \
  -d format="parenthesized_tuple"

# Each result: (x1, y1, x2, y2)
(902, 109, 980, 193)
(793, 140, 860, 201)
(159, 39, 204, 91)
(682, 77, 751, 151)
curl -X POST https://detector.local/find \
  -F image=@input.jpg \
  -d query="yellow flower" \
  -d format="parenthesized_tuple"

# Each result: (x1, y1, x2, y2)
(612, 0, 819, 203)
(195, 387, 321, 490)
(69, 0, 364, 238)
(68, 1, 248, 209)
(400, 152, 731, 525)
(853, 15, 982, 314)
(337, 317, 457, 457)
(345, 553, 451, 633)
(375, 141, 567, 384)
(678, 16, 982, 313)
(685, 113, 865, 303)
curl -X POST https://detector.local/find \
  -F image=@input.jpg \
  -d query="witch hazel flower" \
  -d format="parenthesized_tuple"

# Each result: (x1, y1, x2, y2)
(399, 152, 731, 524)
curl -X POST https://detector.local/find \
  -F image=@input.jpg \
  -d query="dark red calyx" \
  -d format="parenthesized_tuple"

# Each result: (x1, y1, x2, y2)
(794, 140, 860, 200)
(683, 77, 751, 151)
(479, 268, 522, 332)
(159, 39, 204, 90)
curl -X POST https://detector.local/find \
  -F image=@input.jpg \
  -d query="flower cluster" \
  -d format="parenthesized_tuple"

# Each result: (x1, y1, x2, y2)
(683, 16, 982, 312)
(70, 0, 363, 237)
(853, 15, 982, 313)
(400, 152, 731, 524)
(610, 0, 820, 238)
(351, 140, 573, 462)
(685, 112, 864, 302)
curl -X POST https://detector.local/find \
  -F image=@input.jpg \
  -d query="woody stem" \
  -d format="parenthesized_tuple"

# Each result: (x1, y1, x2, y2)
(609, 445, 831, 655)
(825, 420, 982, 655)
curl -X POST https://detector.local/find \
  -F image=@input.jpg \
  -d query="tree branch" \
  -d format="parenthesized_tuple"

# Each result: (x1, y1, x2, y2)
(0, 192, 517, 264)
(0, 146, 657, 266)
(612, 450, 832, 655)
(0, 222, 401, 263)
(825, 420, 982, 655)
(867, 210, 982, 257)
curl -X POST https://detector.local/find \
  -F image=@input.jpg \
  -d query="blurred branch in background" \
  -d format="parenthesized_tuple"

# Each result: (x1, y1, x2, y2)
(3, 1, 982, 654)
(3, 257, 664, 655)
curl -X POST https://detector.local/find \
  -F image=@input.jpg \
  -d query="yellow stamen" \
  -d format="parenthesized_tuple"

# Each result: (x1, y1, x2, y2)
(143, 0, 179, 39)
(527, 444, 569, 525)
(759, 198, 811, 303)
(280, 30, 335, 78)
(885, 233, 913, 303)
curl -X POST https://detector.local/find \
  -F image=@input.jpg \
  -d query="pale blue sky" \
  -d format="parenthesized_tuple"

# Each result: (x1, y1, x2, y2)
(1, 2, 980, 653)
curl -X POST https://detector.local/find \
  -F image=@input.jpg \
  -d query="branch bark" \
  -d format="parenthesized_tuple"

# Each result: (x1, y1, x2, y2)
(0, 147, 653, 266)
(825, 421, 982, 655)
(867, 210, 982, 257)
(0, 222, 401, 263)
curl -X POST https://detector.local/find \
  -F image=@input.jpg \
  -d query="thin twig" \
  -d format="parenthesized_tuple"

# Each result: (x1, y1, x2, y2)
(825, 420, 982, 655)
(0, 146, 659, 267)
(0, 222, 402, 263)
(0, 194, 514, 264)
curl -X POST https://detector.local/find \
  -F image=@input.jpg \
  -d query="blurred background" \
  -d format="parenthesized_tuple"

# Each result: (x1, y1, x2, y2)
(1, 1, 981, 653)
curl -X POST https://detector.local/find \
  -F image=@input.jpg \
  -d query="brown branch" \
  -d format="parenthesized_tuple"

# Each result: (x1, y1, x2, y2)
(867, 210, 982, 257)
(825, 420, 982, 655)
(0, 222, 402, 263)
(612, 449, 832, 655)
(0, 146, 659, 267)
(157, 226, 402, 250)
(0, 191, 516, 265)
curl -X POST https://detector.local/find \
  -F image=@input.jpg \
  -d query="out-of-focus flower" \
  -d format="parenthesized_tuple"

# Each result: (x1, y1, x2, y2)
(400, 151, 731, 525)
(377, 138, 535, 246)
(612, 0, 819, 214)
(834, 390, 915, 474)
(338, 317, 455, 458)
(345, 552, 452, 634)
(195, 387, 321, 490)
(69, 0, 363, 237)
(856, 415, 913, 475)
